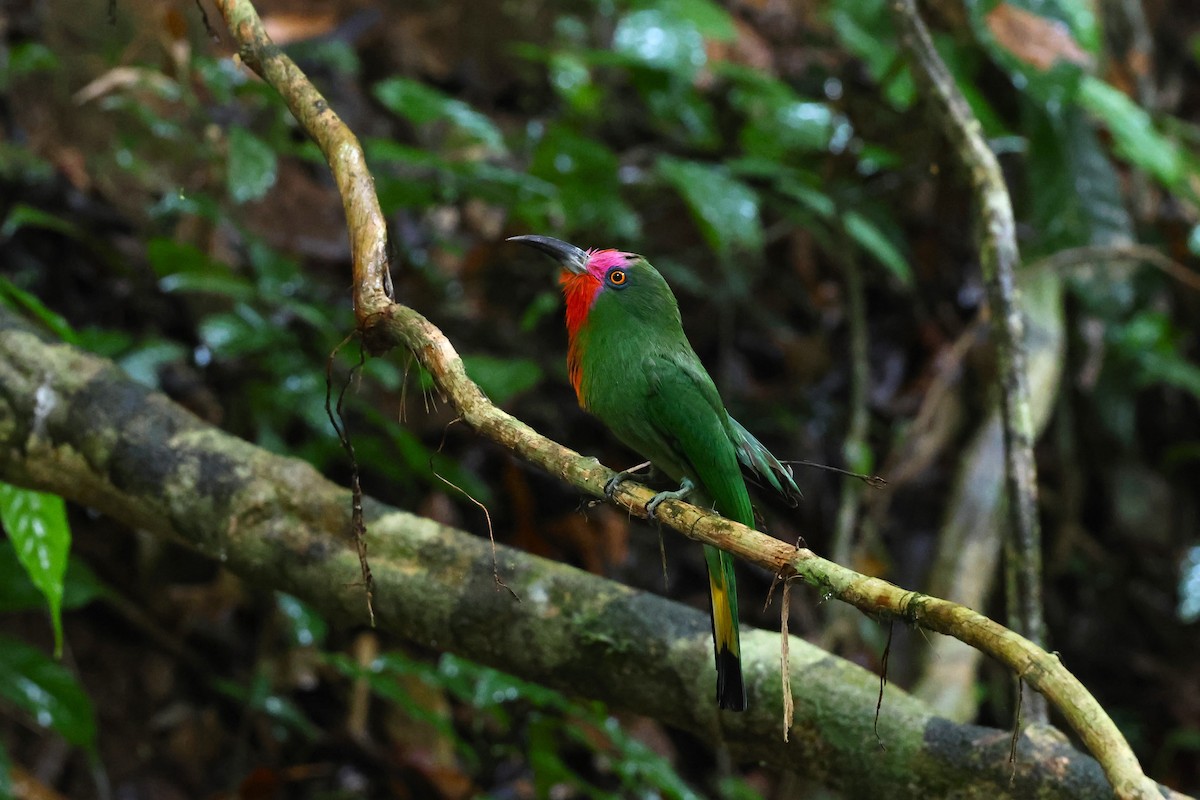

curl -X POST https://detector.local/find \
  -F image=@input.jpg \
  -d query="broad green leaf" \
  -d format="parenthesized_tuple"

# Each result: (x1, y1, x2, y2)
(0, 485, 70, 656)
(613, 8, 707, 76)
(528, 125, 638, 238)
(0, 541, 106, 613)
(0, 634, 95, 747)
(1025, 105, 1131, 259)
(463, 355, 542, 405)
(226, 127, 278, 204)
(7, 42, 59, 79)
(724, 68, 848, 159)
(827, 0, 914, 109)
(373, 78, 505, 153)
(549, 52, 601, 114)
(657, 157, 762, 257)
(612, 0, 738, 79)
(1078, 76, 1186, 188)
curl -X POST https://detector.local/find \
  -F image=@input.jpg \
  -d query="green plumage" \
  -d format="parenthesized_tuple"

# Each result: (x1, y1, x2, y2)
(509, 235, 799, 712)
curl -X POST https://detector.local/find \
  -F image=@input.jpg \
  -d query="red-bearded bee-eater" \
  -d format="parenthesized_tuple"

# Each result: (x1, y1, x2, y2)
(509, 234, 800, 712)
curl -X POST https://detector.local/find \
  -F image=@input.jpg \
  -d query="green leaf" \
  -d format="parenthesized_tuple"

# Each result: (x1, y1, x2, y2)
(0, 741, 11, 797)
(614, 8, 706, 76)
(0, 278, 78, 345)
(548, 52, 601, 114)
(827, 0, 914, 109)
(373, 78, 505, 153)
(528, 125, 638, 238)
(0, 541, 106, 613)
(226, 127, 278, 204)
(117, 340, 190, 388)
(657, 157, 762, 257)
(844, 211, 912, 285)
(0, 203, 83, 240)
(276, 593, 327, 648)
(1077, 76, 1186, 188)
(145, 239, 256, 300)
(8, 42, 59, 77)
(0, 485, 71, 656)
(614, 0, 734, 77)
(0, 634, 95, 747)
(1024, 105, 1131, 258)
(1180, 545, 1200, 624)
(463, 356, 542, 405)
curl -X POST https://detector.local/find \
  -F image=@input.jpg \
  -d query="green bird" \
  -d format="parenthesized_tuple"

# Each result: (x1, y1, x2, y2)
(509, 235, 800, 711)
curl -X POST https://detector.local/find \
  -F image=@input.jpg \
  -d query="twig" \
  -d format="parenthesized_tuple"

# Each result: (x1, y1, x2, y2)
(1026, 243, 1200, 292)
(888, 0, 1048, 724)
(829, 221, 872, 568)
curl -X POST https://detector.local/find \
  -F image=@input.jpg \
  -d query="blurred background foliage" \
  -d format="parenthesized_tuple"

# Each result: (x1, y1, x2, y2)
(1, 0, 1199, 796)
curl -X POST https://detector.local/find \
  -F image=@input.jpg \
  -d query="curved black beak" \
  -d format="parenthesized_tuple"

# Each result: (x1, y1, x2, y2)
(507, 235, 590, 275)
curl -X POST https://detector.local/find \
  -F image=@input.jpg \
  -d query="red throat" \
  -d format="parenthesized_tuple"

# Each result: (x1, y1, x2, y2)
(560, 269, 601, 402)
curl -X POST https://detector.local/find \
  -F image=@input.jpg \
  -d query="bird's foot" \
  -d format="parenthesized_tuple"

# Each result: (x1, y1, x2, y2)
(604, 460, 652, 499)
(646, 478, 695, 520)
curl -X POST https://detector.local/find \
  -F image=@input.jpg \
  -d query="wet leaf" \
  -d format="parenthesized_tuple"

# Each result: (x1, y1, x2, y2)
(657, 157, 762, 257)
(1078, 76, 1187, 188)
(827, 0, 914, 109)
(1180, 546, 1200, 624)
(0, 485, 70, 656)
(614, 9, 706, 76)
(0, 635, 95, 747)
(276, 593, 327, 648)
(373, 78, 505, 153)
(0, 541, 106, 613)
(529, 125, 638, 238)
(226, 127, 278, 204)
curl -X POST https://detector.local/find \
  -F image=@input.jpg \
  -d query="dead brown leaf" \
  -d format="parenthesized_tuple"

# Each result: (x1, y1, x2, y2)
(985, 4, 1092, 72)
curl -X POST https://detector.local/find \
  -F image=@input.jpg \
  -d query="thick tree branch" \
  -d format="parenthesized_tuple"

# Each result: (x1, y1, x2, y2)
(208, 1, 1165, 796)
(0, 308, 1174, 800)
(888, 0, 1049, 724)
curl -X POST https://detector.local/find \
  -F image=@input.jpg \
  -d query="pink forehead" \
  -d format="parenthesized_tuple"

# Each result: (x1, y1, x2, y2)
(585, 249, 632, 278)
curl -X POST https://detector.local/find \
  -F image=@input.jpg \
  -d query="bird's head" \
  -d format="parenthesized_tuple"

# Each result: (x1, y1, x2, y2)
(507, 235, 673, 334)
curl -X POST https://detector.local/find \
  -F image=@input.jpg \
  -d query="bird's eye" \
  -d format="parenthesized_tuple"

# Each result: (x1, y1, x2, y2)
(608, 270, 627, 286)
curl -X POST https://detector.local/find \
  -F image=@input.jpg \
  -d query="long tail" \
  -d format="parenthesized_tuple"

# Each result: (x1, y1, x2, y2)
(704, 543, 747, 711)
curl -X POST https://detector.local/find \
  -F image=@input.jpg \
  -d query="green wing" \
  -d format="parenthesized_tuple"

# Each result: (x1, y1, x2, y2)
(728, 416, 801, 502)
(642, 353, 754, 526)
(643, 353, 749, 711)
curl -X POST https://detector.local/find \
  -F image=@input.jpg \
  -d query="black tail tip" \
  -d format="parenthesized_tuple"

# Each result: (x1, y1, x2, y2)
(716, 648, 747, 712)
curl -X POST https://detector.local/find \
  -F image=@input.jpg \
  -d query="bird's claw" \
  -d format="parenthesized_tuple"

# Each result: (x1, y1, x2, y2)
(604, 461, 652, 500)
(645, 478, 695, 520)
